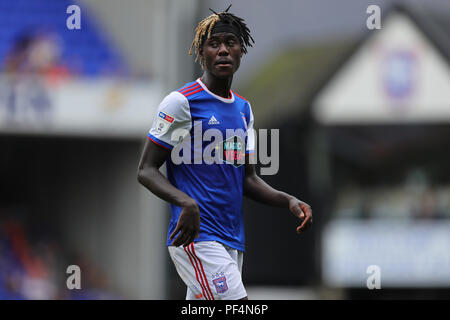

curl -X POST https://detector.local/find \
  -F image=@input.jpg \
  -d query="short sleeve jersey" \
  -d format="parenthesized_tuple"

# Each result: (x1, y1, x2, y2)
(147, 78, 255, 251)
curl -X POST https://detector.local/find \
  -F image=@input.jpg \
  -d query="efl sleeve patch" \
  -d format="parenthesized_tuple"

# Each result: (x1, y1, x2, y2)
(148, 92, 192, 148)
(155, 111, 175, 135)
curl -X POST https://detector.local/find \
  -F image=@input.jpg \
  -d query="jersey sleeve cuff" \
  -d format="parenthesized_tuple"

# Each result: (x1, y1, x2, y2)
(147, 133, 174, 150)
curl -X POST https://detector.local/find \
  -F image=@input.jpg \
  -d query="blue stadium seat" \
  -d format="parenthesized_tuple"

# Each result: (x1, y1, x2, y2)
(0, 0, 128, 76)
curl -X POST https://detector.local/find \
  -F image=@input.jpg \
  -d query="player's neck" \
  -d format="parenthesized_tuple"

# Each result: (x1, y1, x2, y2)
(200, 73, 233, 99)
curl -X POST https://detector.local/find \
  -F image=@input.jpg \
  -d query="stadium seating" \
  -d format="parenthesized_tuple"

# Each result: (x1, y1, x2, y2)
(0, 0, 128, 76)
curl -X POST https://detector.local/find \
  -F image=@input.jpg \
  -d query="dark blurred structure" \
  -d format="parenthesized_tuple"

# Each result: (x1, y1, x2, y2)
(240, 2, 450, 298)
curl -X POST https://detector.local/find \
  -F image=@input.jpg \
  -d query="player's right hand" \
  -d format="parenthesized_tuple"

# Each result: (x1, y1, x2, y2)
(169, 199, 201, 247)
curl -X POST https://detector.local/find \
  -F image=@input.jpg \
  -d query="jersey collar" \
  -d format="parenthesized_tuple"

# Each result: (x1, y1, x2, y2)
(196, 78, 235, 104)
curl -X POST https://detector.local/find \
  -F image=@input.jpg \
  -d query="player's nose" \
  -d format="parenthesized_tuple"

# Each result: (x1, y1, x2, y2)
(218, 43, 230, 56)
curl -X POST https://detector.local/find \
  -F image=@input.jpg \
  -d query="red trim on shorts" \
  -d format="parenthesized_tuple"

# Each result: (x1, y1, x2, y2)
(190, 243, 215, 300)
(184, 245, 210, 300)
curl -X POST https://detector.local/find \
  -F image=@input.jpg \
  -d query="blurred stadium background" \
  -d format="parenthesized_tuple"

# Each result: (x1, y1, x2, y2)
(1, 0, 450, 299)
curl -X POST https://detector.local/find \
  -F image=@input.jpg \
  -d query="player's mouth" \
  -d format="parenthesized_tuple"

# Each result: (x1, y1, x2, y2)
(215, 59, 233, 67)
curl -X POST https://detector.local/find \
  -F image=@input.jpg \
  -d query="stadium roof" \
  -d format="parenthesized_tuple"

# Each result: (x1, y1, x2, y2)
(241, 2, 450, 127)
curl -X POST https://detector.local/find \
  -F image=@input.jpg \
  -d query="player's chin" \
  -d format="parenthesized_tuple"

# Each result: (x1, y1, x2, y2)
(214, 64, 239, 77)
(213, 68, 235, 78)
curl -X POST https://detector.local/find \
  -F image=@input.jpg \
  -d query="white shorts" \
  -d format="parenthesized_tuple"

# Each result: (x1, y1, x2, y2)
(168, 241, 247, 300)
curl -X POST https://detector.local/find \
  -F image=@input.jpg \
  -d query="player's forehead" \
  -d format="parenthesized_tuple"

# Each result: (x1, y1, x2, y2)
(207, 32, 239, 42)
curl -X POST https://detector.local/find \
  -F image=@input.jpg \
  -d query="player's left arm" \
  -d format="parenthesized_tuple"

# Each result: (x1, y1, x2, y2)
(243, 163, 313, 233)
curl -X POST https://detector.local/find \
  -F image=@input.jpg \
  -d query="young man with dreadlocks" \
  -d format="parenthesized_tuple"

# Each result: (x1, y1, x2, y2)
(137, 5, 312, 300)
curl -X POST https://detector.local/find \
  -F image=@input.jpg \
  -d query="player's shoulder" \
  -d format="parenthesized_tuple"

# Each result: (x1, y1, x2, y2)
(164, 79, 202, 103)
(176, 80, 204, 99)
(163, 90, 187, 101)
(176, 80, 198, 92)
(231, 90, 252, 114)
(232, 90, 251, 106)
(158, 89, 190, 114)
(231, 90, 248, 102)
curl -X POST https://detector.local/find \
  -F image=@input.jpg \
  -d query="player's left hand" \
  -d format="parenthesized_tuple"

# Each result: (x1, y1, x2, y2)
(289, 198, 313, 234)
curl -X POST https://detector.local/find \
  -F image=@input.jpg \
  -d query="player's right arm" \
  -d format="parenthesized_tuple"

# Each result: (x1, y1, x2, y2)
(137, 91, 200, 247)
(137, 140, 200, 247)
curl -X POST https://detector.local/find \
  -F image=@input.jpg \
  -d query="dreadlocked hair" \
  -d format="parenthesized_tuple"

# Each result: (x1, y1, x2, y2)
(189, 4, 254, 68)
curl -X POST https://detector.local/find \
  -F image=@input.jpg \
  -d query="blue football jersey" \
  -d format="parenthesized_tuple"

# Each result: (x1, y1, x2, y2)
(147, 78, 255, 251)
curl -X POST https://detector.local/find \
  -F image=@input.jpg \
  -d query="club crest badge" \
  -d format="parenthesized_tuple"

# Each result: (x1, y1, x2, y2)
(212, 272, 228, 294)
(383, 50, 416, 101)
